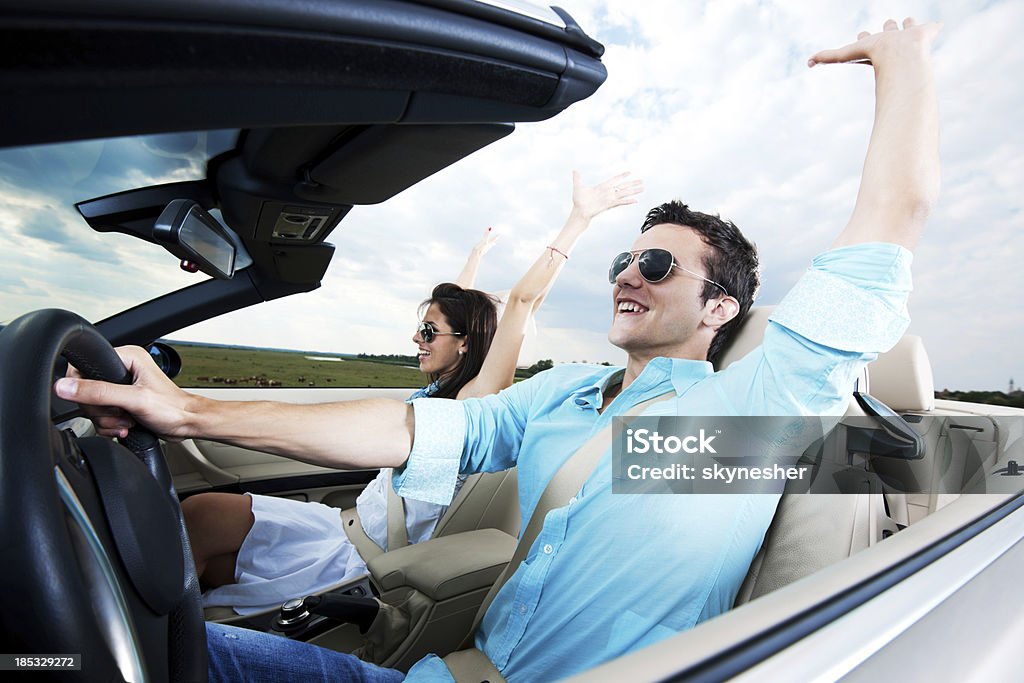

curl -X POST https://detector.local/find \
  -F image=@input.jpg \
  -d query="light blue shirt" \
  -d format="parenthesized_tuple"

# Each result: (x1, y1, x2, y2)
(395, 243, 913, 682)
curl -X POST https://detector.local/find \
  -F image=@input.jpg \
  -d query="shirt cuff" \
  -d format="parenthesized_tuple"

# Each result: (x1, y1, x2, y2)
(391, 398, 465, 506)
(770, 243, 913, 353)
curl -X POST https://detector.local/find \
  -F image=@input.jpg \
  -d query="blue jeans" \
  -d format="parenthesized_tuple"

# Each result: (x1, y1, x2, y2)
(207, 623, 406, 683)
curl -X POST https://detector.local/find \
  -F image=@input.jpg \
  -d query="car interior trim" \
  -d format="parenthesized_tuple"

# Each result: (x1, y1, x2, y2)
(93, 269, 321, 351)
(183, 469, 382, 500)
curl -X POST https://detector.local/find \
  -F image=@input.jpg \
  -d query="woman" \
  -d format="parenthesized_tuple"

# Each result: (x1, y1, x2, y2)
(186, 170, 643, 615)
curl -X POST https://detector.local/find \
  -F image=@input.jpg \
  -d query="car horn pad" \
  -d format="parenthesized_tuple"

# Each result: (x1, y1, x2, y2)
(75, 436, 185, 615)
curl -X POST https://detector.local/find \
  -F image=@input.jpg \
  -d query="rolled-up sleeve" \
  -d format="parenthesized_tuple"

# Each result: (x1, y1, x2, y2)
(392, 398, 466, 506)
(393, 374, 541, 503)
(770, 242, 912, 352)
(718, 242, 914, 416)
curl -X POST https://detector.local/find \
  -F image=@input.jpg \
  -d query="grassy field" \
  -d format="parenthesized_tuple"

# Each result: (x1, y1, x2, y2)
(170, 344, 426, 389)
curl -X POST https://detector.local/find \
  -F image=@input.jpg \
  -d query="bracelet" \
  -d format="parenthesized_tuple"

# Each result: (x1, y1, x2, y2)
(547, 245, 570, 260)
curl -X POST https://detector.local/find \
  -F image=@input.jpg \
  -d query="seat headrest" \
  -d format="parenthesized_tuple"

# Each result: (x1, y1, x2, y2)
(865, 335, 934, 412)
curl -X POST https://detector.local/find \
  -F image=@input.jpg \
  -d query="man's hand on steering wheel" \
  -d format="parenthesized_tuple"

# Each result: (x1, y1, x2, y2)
(56, 345, 197, 441)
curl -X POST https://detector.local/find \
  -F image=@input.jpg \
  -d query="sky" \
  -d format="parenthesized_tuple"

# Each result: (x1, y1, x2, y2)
(1, 0, 1021, 391)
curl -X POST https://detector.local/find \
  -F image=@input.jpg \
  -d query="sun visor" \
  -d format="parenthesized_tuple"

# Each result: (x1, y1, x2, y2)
(301, 123, 514, 205)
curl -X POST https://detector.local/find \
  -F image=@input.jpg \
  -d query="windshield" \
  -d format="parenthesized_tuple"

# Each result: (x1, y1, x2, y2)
(0, 130, 238, 326)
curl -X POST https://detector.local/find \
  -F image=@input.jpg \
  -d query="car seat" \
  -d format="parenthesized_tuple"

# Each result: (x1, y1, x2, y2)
(712, 307, 902, 606)
(204, 467, 519, 623)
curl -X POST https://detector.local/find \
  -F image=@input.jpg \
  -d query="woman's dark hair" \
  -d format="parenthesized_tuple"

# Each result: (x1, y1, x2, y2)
(641, 201, 759, 365)
(420, 282, 499, 399)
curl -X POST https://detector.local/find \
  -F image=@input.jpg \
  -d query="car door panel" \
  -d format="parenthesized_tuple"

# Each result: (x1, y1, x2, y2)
(169, 387, 415, 498)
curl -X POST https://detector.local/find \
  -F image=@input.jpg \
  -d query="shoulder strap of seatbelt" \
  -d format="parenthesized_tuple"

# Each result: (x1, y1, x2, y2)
(460, 390, 675, 647)
(340, 505, 384, 562)
(339, 469, 409, 560)
(385, 468, 409, 552)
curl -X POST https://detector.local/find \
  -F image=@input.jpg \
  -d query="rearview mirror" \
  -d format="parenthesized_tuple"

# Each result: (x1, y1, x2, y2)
(154, 199, 237, 279)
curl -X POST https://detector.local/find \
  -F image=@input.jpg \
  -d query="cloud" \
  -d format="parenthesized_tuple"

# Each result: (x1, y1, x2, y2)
(0, 1, 1020, 391)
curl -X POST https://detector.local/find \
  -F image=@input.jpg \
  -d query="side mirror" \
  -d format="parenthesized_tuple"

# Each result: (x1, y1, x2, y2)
(147, 342, 182, 379)
(154, 199, 237, 279)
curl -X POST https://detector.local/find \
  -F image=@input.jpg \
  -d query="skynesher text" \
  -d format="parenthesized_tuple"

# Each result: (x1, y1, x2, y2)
(626, 462, 810, 484)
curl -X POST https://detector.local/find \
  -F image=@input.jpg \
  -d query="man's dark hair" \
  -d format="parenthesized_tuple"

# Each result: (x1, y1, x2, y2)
(641, 201, 759, 365)
(420, 282, 499, 399)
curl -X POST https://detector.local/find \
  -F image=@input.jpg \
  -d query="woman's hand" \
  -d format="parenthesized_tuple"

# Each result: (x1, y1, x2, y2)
(471, 226, 500, 256)
(571, 170, 644, 221)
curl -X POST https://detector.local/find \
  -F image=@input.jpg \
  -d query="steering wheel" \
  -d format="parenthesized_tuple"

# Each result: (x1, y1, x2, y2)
(0, 309, 206, 682)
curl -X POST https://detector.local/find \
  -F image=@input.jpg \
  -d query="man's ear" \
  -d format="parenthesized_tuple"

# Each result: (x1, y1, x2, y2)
(703, 296, 740, 330)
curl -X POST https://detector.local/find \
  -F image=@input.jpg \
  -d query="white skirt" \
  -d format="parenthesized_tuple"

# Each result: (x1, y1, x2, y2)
(201, 493, 370, 615)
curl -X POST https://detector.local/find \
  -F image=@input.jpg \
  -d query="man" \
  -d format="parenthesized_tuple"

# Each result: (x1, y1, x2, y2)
(58, 18, 940, 682)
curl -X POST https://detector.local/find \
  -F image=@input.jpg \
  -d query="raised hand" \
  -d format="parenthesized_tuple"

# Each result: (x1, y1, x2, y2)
(808, 17, 941, 69)
(472, 226, 500, 256)
(814, 18, 941, 251)
(571, 170, 644, 221)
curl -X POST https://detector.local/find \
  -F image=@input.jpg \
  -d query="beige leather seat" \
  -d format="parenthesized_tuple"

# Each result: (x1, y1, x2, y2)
(432, 469, 519, 539)
(864, 336, 1005, 523)
(713, 307, 898, 606)
(859, 336, 943, 527)
(204, 467, 520, 622)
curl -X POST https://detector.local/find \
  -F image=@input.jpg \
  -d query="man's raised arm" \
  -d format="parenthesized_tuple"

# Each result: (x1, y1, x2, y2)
(810, 17, 941, 250)
(54, 345, 414, 471)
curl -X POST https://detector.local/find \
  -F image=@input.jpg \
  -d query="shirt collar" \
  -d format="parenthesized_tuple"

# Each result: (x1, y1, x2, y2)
(408, 380, 441, 400)
(665, 357, 714, 395)
(567, 366, 626, 411)
(623, 356, 712, 397)
(566, 358, 713, 410)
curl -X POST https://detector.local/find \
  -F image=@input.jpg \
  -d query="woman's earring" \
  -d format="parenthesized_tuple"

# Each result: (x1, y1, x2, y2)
(458, 350, 465, 356)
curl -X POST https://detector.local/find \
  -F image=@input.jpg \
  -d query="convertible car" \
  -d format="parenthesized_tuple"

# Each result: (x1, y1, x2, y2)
(1, 1, 1022, 682)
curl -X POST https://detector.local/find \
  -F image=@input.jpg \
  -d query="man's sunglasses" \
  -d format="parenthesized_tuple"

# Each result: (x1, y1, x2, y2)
(608, 248, 730, 296)
(417, 321, 464, 343)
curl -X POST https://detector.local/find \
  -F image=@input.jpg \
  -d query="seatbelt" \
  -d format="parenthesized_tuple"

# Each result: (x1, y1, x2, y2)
(342, 471, 409, 561)
(431, 473, 483, 538)
(448, 390, 674, 674)
(345, 468, 481, 562)
(385, 469, 409, 551)
(443, 648, 506, 683)
(340, 507, 385, 563)
(340, 470, 410, 559)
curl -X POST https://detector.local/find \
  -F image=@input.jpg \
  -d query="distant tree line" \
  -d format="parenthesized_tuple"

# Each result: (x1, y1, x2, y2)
(935, 390, 1024, 409)
(515, 359, 613, 379)
(356, 355, 1024, 407)
(515, 359, 554, 379)
(355, 355, 614, 380)
(357, 353, 419, 366)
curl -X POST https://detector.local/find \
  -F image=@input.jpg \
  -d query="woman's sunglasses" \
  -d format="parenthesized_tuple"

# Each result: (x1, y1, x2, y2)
(417, 321, 464, 343)
(608, 248, 730, 296)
